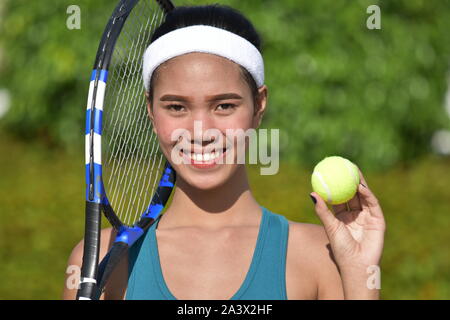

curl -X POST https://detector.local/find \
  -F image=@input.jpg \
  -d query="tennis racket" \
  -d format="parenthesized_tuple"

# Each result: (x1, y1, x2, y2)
(77, 0, 176, 300)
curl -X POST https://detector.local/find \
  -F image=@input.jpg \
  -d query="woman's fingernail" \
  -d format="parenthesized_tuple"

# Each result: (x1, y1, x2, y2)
(310, 194, 317, 204)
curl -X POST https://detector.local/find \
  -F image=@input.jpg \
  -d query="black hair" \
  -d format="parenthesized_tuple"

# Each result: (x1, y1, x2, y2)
(147, 5, 262, 104)
(150, 5, 261, 50)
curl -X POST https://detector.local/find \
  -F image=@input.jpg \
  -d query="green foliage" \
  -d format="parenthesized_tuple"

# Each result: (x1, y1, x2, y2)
(0, 0, 449, 171)
(0, 0, 113, 146)
(233, 0, 450, 170)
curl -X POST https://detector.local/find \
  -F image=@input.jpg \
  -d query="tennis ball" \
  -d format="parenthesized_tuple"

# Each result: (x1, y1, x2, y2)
(311, 156, 360, 205)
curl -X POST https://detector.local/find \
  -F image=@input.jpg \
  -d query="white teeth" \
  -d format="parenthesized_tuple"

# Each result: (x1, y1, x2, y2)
(185, 151, 222, 162)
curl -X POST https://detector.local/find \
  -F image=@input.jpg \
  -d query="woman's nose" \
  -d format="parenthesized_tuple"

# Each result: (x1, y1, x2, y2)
(185, 111, 215, 138)
(183, 112, 221, 151)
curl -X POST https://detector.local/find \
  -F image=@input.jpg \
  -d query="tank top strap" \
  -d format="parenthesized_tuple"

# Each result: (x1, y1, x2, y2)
(126, 214, 166, 299)
(233, 207, 289, 300)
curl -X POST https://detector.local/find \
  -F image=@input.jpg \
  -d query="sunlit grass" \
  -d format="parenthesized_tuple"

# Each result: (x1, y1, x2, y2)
(0, 133, 449, 299)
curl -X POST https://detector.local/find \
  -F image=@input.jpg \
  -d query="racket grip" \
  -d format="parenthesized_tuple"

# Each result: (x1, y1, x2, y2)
(77, 201, 102, 300)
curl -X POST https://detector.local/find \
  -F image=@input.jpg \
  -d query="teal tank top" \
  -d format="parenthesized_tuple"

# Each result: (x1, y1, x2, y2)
(126, 207, 289, 300)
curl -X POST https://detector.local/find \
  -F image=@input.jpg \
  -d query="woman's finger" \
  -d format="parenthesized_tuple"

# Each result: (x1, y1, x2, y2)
(357, 183, 384, 219)
(310, 192, 340, 231)
(357, 169, 377, 206)
(358, 168, 369, 189)
(345, 167, 365, 211)
(357, 169, 385, 219)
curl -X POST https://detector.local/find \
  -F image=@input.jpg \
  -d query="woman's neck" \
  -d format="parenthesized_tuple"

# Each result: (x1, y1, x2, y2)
(159, 165, 261, 230)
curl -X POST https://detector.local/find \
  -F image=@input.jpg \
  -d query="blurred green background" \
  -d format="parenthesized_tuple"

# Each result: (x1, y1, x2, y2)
(0, 0, 449, 299)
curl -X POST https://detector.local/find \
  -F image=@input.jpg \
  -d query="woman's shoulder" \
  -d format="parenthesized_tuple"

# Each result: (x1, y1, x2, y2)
(265, 207, 329, 246)
(287, 220, 330, 248)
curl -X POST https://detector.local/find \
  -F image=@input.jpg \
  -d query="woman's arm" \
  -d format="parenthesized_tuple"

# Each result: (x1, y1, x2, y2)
(287, 222, 344, 299)
(310, 226, 345, 300)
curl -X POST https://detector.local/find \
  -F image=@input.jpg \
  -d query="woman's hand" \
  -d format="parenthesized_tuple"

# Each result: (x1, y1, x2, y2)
(310, 169, 386, 270)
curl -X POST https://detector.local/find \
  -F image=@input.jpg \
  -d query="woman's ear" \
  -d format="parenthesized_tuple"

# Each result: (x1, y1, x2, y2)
(145, 92, 157, 135)
(253, 85, 268, 129)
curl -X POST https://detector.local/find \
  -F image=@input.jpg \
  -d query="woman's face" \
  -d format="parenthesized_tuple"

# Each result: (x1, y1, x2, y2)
(148, 52, 267, 191)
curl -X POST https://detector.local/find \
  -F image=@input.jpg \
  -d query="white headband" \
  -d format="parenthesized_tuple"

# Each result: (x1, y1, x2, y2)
(142, 25, 264, 91)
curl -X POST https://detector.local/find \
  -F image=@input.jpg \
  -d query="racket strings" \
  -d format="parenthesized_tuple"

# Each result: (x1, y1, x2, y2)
(108, 22, 162, 224)
(119, 6, 165, 225)
(109, 6, 161, 225)
(102, 0, 167, 226)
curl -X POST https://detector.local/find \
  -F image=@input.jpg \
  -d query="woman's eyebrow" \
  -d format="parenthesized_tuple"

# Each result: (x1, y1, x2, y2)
(206, 93, 243, 102)
(160, 94, 191, 102)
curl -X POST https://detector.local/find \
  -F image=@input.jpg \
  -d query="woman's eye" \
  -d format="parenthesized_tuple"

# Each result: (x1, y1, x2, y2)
(216, 103, 236, 111)
(166, 104, 185, 112)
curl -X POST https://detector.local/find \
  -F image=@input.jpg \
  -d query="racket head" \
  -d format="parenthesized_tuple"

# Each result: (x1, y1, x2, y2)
(87, 0, 174, 227)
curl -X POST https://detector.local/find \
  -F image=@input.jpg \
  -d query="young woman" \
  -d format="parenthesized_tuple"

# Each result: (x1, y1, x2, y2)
(64, 5, 386, 300)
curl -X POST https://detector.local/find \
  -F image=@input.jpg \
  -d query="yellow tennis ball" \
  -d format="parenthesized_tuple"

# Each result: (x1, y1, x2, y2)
(311, 156, 360, 205)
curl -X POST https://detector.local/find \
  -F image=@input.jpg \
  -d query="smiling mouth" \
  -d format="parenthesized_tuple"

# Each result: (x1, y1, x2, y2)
(179, 147, 229, 164)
